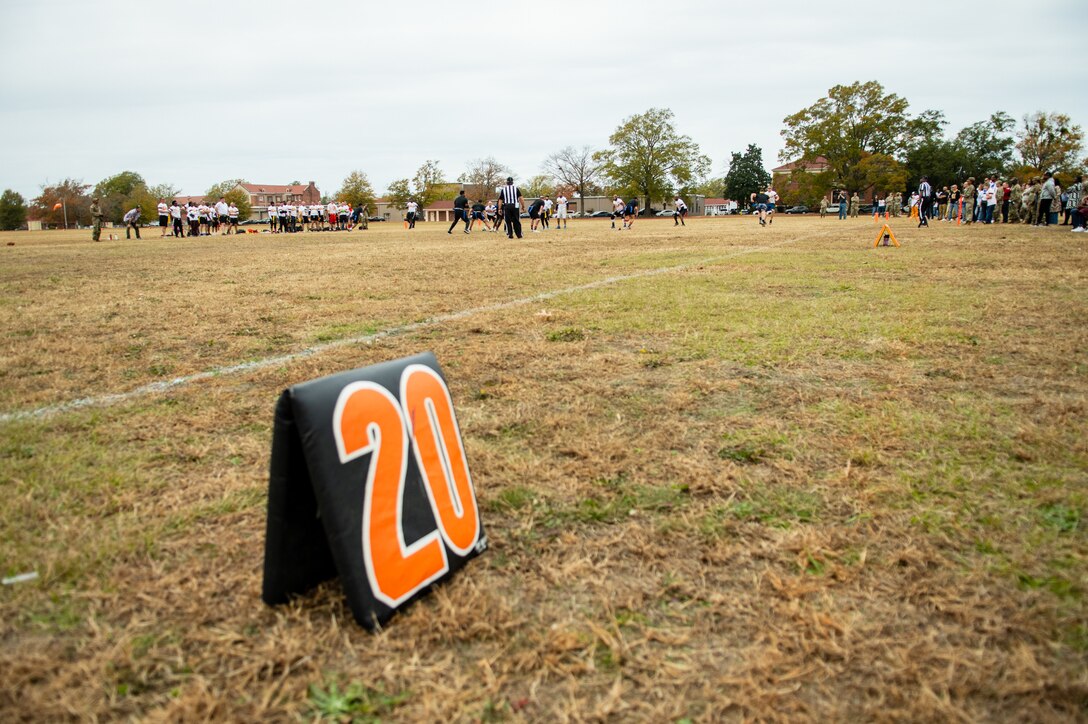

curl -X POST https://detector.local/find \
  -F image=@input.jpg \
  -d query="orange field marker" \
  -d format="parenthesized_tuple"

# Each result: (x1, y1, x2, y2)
(873, 224, 900, 248)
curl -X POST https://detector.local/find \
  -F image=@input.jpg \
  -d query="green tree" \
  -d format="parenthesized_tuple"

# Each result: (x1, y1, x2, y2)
(857, 154, 909, 199)
(775, 168, 832, 208)
(694, 176, 726, 199)
(205, 179, 251, 221)
(336, 171, 376, 212)
(542, 146, 604, 210)
(31, 178, 91, 227)
(905, 139, 970, 190)
(596, 108, 711, 211)
(412, 160, 445, 210)
(0, 189, 27, 230)
(386, 161, 446, 212)
(94, 171, 147, 223)
(781, 81, 917, 193)
(956, 112, 1016, 179)
(521, 174, 554, 199)
(724, 144, 772, 206)
(148, 182, 181, 203)
(1017, 111, 1085, 174)
(385, 179, 412, 211)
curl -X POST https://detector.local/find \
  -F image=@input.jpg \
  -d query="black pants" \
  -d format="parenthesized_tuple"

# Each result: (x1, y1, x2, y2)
(1001, 200, 1009, 223)
(126, 221, 140, 239)
(1036, 198, 1052, 225)
(448, 209, 469, 233)
(172, 218, 183, 237)
(407, 212, 416, 229)
(503, 204, 522, 238)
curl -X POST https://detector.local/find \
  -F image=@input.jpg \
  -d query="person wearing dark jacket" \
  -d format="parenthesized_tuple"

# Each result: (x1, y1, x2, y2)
(448, 190, 470, 234)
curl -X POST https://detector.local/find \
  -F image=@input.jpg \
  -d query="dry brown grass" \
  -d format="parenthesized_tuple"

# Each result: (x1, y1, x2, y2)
(1, 217, 1086, 722)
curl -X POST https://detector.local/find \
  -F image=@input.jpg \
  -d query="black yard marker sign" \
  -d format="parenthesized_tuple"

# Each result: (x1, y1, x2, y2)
(262, 352, 486, 629)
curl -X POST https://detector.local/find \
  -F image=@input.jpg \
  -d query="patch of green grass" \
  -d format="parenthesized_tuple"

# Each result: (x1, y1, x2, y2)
(306, 676, 409, 722)
(312, 321, 383, 343)
(717, 444, 765, 464)
(546, 327, 585, 342)
(1016, 572, 1080, 600)
(488, 486, 534, 512)
(1039, 503, 1080, 534)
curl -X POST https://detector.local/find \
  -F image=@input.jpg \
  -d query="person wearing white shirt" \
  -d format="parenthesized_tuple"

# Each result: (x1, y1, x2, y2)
(985, 178, 998, 224)
(156, 198, 169, 237)
(554, 195, 568, 229)
(541, 196, 553, 230)
(267, 204, 278, 232)
(274, 201, 287, 232)
(673, 196, 688, 226)
(215, 197, 229, 234)
(169, 200, 182, 237)
(611, 196, 625, 229)
(284, 203, 296, 233)
(186, 203, 200, 237)
(405, 200, 418, 229)
(227, 203, 239, 234)
(765, 187, 779, 224)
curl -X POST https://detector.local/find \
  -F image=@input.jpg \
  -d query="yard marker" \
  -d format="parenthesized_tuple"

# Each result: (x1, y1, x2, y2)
(873, 224, 900, 248)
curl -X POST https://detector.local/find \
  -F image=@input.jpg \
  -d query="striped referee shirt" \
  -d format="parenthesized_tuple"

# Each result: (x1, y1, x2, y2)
(499, 183, 521, 206)
(919, 181, 932, 199)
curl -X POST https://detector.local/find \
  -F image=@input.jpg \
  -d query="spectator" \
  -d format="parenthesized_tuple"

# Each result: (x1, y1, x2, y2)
(123, 206, 141, 239)
(1036, 172, 1056, 226)
(1063, 175, 1082, 225)
(1071, 189, 1088, 232)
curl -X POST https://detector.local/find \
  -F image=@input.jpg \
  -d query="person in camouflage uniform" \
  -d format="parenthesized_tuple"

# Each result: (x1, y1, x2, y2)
(850, 192, 860, 217)
(819, 197, 828, 218)
(1008, 180, 1022, 223)
(1022, 178, 1039, 223)
(962, 178, 976, 224)
(90, 198, 104, 242)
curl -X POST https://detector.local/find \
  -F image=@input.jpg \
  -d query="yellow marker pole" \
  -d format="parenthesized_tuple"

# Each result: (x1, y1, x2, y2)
(873, 224, 901, 248)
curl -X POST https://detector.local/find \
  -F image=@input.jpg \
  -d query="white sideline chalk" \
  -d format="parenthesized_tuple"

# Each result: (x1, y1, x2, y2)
(3, 571, 39, 585)
(0, 239, 798, 424)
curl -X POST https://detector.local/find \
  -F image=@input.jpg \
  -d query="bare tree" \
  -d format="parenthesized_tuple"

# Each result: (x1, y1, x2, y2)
(542, 146, 604, 214)
(458, 157, 513, 198)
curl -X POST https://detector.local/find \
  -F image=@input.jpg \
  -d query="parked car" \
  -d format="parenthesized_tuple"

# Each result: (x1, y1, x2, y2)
(655, 209, 676, 217)
(368, 216, 386, 222)
(783, 205, 810, 214)
(826, 203, 840, 213)
(587, 210, 612, 218)
(858, 204, 874, 215)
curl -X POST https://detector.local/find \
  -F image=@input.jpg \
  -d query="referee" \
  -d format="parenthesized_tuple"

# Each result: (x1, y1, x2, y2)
(499, 177, 524, 239)
(918, 176, 932, 228)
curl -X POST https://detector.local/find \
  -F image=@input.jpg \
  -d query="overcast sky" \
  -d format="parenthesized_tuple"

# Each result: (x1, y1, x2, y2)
(1, 0, 1085, 201)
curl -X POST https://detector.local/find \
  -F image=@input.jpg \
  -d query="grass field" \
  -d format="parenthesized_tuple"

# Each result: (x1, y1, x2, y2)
(1, 216, 1085, 722)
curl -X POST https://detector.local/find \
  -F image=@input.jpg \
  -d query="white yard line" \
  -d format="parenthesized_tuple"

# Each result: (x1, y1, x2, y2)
(0, 239, 797, 424)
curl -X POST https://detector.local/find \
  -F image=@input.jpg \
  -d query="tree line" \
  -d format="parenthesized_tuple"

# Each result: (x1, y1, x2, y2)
(773, 81, 1085, 207)
(1, 85, 1083, 229)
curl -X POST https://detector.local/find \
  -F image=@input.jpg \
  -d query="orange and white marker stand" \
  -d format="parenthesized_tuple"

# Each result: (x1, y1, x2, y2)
(873, 224, 900, 248)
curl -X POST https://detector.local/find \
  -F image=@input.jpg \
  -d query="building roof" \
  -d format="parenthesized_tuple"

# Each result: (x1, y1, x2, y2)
(176, 195, 206, 205)
(771, 156, 830, 173)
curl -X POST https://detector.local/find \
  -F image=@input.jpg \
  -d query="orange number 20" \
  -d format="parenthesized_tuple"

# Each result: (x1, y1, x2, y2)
(333, 369, 480, 608)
